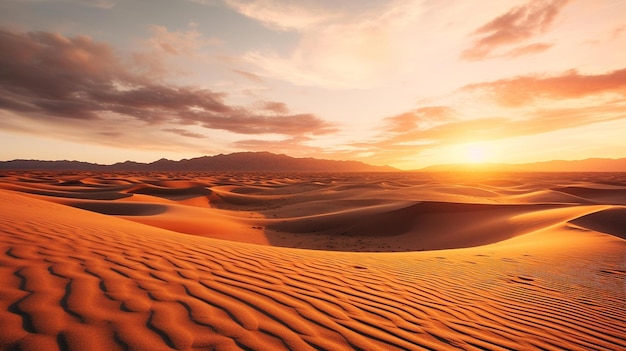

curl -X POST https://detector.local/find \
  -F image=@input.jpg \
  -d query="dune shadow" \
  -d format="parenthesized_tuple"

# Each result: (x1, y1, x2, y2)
(569, 208, 626, 240)
(69, 202, 168, 216)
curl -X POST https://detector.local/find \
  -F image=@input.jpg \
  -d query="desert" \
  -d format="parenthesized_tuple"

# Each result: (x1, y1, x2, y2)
(0, 170, 624, 350)
(2, 1, 626, 350)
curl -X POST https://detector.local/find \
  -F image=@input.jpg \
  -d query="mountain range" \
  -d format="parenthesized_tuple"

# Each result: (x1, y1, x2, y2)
(2, 152, 626, 172)
(0, 152, 396, 172)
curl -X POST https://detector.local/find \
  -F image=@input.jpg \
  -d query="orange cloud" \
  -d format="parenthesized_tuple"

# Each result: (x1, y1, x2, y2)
(462, 0, 569, 61)
(463, 68, 626, 106)
(0, 29, 335, 138)
(351, 92, 626, 165)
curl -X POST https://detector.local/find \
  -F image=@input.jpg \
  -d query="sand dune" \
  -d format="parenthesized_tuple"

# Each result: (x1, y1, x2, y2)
(0, 171, 625, 350)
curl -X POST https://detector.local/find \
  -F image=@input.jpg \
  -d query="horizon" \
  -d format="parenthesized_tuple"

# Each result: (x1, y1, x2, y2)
(3, 151, 626, 171)
(1, 1, 626, 169)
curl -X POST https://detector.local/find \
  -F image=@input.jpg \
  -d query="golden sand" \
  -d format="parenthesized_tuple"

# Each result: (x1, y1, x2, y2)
(0, 171, 624, 350)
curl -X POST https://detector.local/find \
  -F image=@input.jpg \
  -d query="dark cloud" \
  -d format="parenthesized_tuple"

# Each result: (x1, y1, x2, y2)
(461, 0, 569, 61)
(463, 68, 626, 106)
(0, 29, 334, 137)
(198, 113, 336, 135)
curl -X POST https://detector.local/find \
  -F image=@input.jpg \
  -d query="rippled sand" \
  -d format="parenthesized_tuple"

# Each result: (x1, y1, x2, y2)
(0, 171, 624, 350)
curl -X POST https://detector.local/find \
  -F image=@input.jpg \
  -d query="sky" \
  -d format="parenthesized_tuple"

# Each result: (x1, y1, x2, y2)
(0, 0, 625, 169)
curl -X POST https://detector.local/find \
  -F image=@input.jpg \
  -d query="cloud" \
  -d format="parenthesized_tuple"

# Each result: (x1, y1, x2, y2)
(502, 42, 553, 58)
(13, 0, 117, 8)
(228, 0, 426, 88)
(162, 128, 206, 139)
(0, 29, 335, 139)
(610, 24, 626, 40)
(461, 0, 569, 61)
(147, 25, 222, 56)
(348, 65, 626, 164)
(224, 0, 337, 31)
(257, 101, 289, 114)
(231, 136, 323, 156)
(233, 69, 265, 83)
(183, 111, 336, 135)
(383, 107, 455, 133)
(463, 68, 626, 106)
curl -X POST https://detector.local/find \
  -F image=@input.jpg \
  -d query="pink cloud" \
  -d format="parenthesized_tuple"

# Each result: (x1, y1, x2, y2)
(461, 0, 569, 61)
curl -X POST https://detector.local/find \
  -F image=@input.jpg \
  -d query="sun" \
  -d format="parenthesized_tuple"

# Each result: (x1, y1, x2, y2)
(464, 142, 490, 163)
(435, 141, 500, 167)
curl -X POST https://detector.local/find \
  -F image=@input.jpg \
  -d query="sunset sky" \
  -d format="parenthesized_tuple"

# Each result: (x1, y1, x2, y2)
(1, 0, 625, 169)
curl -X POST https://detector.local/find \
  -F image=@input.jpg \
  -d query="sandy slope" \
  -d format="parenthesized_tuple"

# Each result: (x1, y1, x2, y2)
(0, 172, 625, 350)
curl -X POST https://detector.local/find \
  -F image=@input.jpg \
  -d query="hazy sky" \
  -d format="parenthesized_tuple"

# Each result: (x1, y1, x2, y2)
(1, 0, 625, 169)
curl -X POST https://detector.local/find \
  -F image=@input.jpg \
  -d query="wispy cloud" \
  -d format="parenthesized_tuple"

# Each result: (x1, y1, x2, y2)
(233, 69, 265, 83)
(147, 25, 222, 56)
(461, 0, 569, 61)
(226, 0, 426, 88)
(0, 28, 335, 141)
(224, 0, 337, 31)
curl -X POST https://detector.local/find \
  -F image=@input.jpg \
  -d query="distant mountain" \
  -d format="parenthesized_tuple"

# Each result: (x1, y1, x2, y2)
(420, 158, 626, 172)
(0, 152, 397, 172)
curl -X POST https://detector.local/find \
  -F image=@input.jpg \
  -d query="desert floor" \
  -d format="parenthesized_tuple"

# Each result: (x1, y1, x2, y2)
(0, 171, 624, 350)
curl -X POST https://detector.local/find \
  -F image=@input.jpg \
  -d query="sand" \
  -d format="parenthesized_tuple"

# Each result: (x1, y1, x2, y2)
(0, 171, 624, 350)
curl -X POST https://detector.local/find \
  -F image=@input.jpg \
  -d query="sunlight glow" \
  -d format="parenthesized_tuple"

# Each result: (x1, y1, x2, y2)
(465, 143, 488, 163)
(441, 141, 495, 164)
